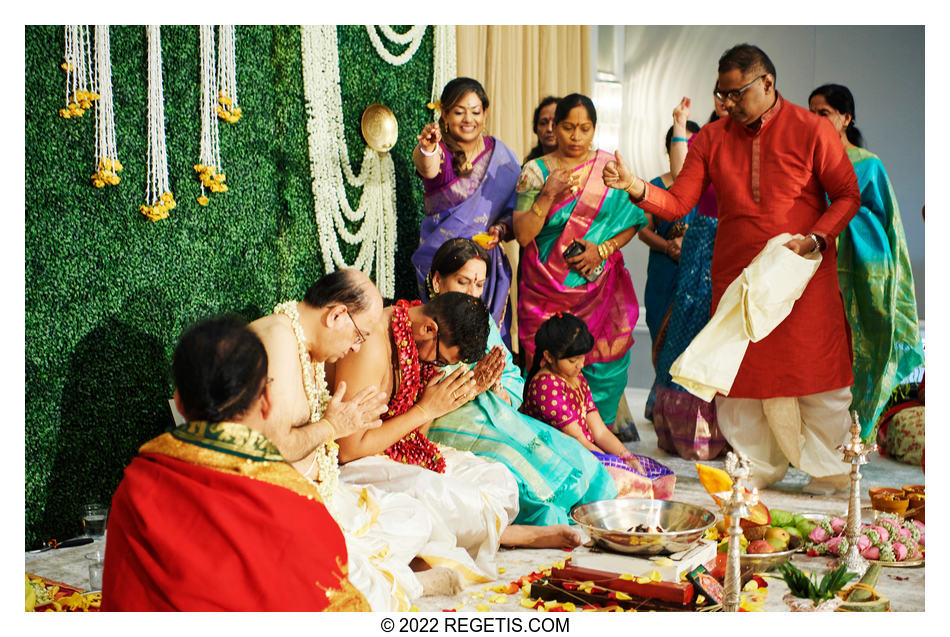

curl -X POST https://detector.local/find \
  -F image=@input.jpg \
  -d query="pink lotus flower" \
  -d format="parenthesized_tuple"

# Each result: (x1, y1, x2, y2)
(826, 536, 844, 556)
(809, 526, 831, 543)
(830, 518, 846, 534)
(892, 542, 909, 562)
(871, 525, 889, 543)
(861, 545, 880, 560)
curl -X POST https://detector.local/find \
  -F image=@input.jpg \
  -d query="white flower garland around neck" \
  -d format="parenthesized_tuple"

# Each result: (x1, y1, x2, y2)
(299, 25, 397, 298)
(274, 300, 338, 505)
(365, 25, 427, 66)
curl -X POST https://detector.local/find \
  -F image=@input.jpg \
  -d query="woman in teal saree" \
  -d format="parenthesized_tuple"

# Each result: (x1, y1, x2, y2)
(513, 94, 645, 428)
(809, 84, 924, 438)
(425, 238, 618, 526)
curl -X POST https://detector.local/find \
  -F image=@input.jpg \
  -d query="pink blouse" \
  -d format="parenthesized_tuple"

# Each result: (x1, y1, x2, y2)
(523, 372, 598, 441)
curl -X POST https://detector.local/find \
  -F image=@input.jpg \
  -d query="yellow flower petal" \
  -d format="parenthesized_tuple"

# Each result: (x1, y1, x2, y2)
(619, 573, 635, 581)
(476, 603, 490, 612)
(614, 591, 632, 600)
(520, 597, 537, 609)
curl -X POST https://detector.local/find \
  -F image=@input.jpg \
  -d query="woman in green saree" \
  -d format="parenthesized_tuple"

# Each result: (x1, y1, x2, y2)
(425, 238, 618, 526)
(809, 84, 924, 438)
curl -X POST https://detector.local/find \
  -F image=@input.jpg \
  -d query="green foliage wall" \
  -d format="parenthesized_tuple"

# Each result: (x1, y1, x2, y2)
(25, 25, 433, 548)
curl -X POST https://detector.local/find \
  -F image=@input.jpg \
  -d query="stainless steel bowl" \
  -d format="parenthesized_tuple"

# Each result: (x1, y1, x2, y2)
(740, 534, 803, 572)
(571, 499, 717, 555)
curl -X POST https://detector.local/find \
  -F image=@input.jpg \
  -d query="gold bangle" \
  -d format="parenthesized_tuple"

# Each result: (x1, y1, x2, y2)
(530, 202, 546, 218)
(597, 243, 608, 261)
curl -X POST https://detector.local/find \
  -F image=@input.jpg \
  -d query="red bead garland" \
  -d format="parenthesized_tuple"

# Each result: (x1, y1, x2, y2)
(384, 300, 446, 473)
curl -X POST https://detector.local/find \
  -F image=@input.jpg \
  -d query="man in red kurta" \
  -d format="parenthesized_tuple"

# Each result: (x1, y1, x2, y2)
(101, 317, 369, 611)
(604, 44, 861, 492)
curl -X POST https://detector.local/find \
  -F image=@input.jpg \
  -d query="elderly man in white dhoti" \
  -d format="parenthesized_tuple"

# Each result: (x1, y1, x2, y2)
(251, 269, 463, 610)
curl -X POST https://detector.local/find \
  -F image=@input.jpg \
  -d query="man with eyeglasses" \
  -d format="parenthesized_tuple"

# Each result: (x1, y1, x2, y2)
(604, 44, 861, 494)
(250, 268, 389, 469)
(331, 291, 585, 587)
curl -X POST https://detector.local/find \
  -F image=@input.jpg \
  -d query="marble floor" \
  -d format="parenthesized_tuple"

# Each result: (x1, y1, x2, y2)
(25, 388, 925, 612)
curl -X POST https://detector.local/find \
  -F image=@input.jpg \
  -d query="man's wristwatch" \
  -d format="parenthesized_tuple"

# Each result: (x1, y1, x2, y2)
(807, 232, 827, 253)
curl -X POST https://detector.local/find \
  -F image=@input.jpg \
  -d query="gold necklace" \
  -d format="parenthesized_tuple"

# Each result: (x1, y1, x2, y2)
(460, 136, 484, 172)
(556, 151, 593, 196)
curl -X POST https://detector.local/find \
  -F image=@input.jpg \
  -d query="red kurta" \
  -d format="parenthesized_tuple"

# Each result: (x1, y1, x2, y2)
(638, 94, 860, 398)
(102, 432, 368, 611)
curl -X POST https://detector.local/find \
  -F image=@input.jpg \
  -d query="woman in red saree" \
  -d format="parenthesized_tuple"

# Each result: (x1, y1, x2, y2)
(102, 316, 367, 611)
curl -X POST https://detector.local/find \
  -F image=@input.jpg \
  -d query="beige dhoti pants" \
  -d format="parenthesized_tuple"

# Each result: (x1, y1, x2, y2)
(715, 386, 853, 488)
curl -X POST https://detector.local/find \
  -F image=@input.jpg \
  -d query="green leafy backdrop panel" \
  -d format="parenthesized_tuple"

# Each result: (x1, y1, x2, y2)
(25, 25, 432, 548)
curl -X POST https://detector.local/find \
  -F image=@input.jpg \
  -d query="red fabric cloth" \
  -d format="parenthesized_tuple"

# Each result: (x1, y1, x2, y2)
(102, 451, 353, 611)
(639, 94, 860, 398)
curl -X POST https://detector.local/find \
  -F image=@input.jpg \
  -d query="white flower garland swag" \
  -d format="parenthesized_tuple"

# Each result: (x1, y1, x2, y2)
(273, 300, 338, 506)
(141, 25, 176, 221)
(365, 25, 427, 66)
(299, 25, 397, 298)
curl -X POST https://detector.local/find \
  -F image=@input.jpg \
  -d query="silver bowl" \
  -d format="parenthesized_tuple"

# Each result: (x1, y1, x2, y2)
(740, 534, 803, 572)
(571, 499, 716, 555)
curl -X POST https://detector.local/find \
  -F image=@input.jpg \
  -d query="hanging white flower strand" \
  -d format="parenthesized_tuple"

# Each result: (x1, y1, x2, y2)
(300, 25, 397, 298)
(429, 25, 456, 121)
(365, 25, 427, 66)
(216, 25, 242, 123)
(141, 25, 176, 221)
(194, 26, 228, 207)
(91, 25, 122, 189)
(59, 25, 98, 119)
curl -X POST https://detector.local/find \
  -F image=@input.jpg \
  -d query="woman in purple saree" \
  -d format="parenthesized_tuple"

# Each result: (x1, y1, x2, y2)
(411, 78, 521, 341)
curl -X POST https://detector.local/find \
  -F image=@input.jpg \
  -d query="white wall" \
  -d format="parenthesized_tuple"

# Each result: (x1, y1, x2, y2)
(592, 26, 925, 388)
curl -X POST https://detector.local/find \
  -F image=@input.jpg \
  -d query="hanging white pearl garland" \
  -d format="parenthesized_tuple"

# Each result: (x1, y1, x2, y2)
(91, 25, 122, 189)
(59, 25, 97, 120)
(299, 25, 397, 298)
(216, 25, 242, 123)
(365, 25, 427, 66)
(195, 25, 227, 207)
(141, 25, 176, 221)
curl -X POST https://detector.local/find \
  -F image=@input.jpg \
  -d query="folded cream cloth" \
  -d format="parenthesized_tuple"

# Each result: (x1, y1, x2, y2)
(670, 233, 822, 401)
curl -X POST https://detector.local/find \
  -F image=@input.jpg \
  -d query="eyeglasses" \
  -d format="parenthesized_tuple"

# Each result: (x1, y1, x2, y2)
(714, 74, 767, 103)
(420, 320, 447, 368)
(344, 309, 366, 345)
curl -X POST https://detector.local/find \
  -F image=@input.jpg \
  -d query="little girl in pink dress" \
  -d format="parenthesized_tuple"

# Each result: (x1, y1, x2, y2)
(522, 313, 675, 499)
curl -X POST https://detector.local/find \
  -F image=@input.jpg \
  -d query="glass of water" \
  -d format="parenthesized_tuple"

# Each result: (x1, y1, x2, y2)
(85, 550, 105, 591)
(82, 503, 109, 539)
